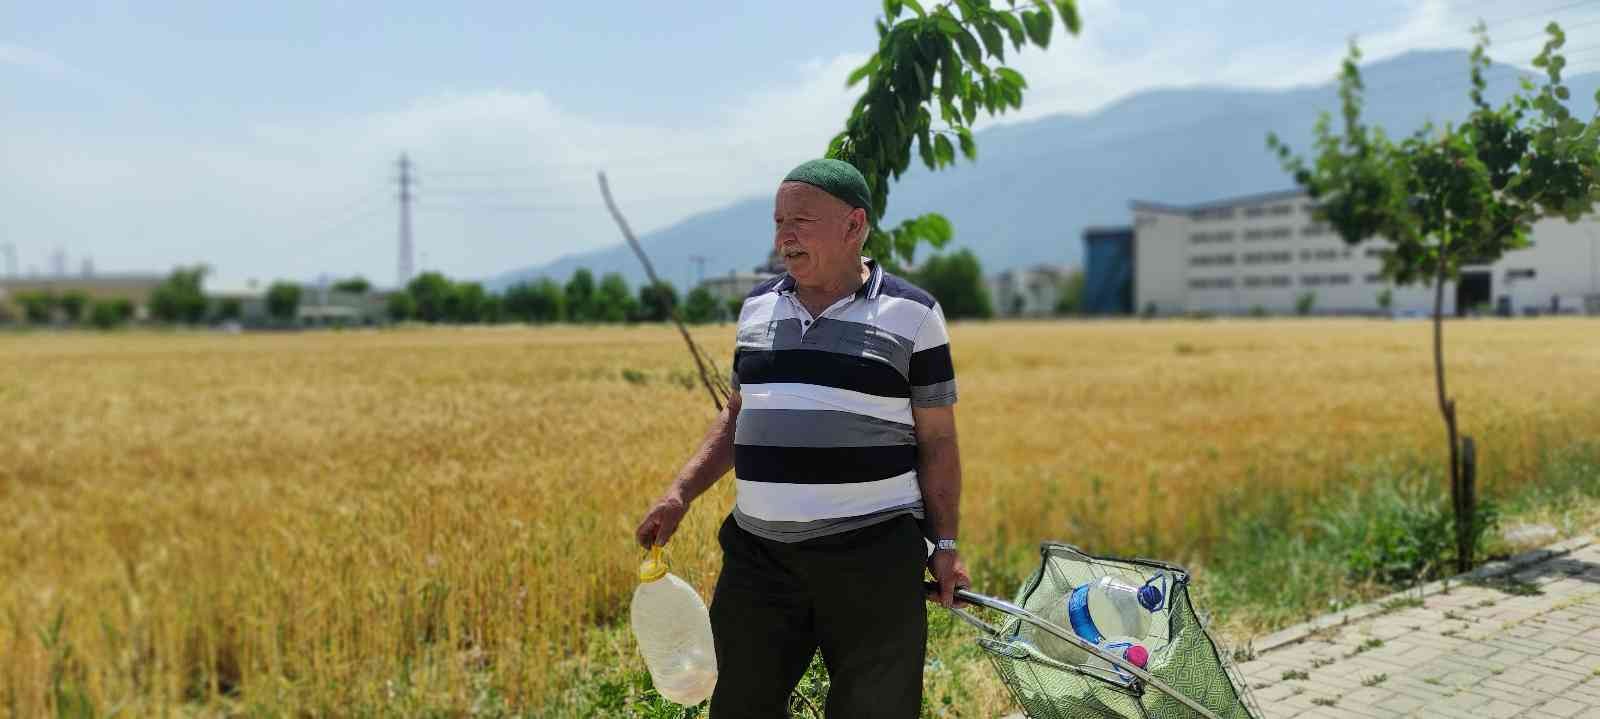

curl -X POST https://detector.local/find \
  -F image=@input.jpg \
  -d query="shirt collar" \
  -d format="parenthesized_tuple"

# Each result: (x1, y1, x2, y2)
(775, 256, 882, 300)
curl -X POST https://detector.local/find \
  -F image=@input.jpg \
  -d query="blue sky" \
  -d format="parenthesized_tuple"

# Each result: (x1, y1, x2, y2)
(6, 0, 1600, 288)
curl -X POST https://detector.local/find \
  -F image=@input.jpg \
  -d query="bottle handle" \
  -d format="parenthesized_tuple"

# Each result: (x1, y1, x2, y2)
(1138, 572, 1168, 613)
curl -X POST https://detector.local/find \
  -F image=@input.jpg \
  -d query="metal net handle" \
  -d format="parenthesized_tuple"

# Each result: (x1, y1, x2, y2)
(929, 583, 1225, 719)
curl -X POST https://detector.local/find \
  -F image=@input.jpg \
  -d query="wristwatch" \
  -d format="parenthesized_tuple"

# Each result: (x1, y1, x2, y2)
(934, 538, 958, 553)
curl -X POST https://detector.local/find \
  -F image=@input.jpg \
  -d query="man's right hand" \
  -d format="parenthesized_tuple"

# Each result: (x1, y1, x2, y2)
(635, 492, 690, 549)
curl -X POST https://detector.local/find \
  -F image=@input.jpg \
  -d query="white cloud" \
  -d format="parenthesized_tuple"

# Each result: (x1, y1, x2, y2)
(0, 43, 71, 76)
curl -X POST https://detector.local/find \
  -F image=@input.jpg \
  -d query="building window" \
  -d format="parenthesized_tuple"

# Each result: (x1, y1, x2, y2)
(1301, 223, 1327, 236)
(1189, 253, 1236, 267)
(1270, 275, 1292, 287)
(1189, 277, 1236, 290)
(1364, 247, 1386, 258)
(1506, 268, 1536, 280)
(1301, 202, 1319, 215)
(1327, 274, 1351, 285)
(1364, 273, 1384, 284)
(1189, 231, 1236, 244)
(1243, 206, 1266, 218)
(1191, 207, 1236, 221)
(1243, 251, 1293, 264)
(1301, 275, 1324, 287)
(1270, 203, 1295, 215)
(1245, 227, 1295, 241)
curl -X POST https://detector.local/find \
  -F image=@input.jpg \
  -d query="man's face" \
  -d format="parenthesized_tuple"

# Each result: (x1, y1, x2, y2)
(773, 181, 864, 285)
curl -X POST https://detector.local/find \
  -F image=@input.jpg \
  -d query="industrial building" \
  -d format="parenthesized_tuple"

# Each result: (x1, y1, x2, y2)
(1085, 189, 1600, 316)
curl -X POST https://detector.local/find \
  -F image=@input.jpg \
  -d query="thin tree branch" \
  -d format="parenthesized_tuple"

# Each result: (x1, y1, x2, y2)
(597, 172, 731, 411)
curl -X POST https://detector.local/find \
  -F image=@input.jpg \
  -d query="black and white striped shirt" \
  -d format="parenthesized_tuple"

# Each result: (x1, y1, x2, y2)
(729, 258, 957, 543)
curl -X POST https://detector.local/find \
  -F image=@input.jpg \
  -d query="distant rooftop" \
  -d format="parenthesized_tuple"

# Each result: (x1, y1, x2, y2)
(1129, 188, 1307, 214)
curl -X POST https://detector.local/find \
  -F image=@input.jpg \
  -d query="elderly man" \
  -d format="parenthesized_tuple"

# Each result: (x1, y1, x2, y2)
(635, 158, 968, 717)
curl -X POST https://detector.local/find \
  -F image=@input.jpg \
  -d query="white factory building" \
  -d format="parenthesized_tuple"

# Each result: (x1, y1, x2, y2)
(1129, 189, 1600, 317)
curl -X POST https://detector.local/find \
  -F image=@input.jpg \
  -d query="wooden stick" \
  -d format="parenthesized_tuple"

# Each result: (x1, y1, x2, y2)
(597, 172, 731, 411)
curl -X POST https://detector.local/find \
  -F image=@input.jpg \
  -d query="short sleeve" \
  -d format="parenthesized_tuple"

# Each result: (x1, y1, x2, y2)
(730, 348, 741, 391)
(908, 302, 956, 407)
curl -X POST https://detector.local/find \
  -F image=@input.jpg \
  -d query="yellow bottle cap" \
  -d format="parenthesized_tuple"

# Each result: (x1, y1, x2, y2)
(639, 546, 669, 583)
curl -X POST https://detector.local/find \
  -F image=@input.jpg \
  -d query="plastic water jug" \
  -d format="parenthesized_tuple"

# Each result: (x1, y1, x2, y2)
(1025, 574, 1163, 667)
(630, 547, 717, 705)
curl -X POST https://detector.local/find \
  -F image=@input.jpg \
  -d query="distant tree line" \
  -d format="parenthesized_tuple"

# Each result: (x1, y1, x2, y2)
(386, 269, 734, 325)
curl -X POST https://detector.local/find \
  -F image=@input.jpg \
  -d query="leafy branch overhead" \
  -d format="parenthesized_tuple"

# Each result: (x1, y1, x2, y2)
(828, 0, 1081, 267)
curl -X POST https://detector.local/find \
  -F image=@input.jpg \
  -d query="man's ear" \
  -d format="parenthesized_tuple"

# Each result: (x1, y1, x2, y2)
(847, 207, 868, 244)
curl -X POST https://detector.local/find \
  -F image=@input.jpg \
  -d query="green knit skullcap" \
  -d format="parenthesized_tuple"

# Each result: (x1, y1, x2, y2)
(783, 159, 872, 219)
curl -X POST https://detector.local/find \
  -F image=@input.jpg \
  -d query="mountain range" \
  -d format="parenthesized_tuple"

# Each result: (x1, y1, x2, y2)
(487, 49, 1600, 291)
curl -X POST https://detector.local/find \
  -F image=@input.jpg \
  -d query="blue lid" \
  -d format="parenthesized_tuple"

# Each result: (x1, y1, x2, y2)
(1137, 583, 1163, 612)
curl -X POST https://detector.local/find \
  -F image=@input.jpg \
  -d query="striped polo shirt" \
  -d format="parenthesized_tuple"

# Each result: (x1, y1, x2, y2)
(729, 257, 957, 543)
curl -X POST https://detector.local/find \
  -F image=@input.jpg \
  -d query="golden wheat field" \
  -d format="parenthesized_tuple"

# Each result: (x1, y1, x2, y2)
(4, 319, 1600, 715)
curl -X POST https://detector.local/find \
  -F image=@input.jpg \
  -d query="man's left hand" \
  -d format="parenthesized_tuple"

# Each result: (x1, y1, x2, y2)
(926, 549, 971, 609)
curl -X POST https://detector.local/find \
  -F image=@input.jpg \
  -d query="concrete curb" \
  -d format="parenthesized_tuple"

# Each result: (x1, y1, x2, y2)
(1248, 534, 1594, 656)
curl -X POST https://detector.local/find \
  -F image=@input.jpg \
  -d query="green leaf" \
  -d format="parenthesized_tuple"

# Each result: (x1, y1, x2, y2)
(902, 0, 925, 18)
(934, 15, 961, 36)
(1556, 85, 1571, 100)
(957, 127, 977, 160)
(995, 12, 1026, 49)
(934, 133, 956, 166)
(962, 90, 978, 124)
(1056, 0, 1082, 33)
(1023, 9, 1052, 47)
(940, 44, 960, 106)
(884, 0, 901, 21)
(920, 213, 954, 247)
(847, 56, 879, 87)
(955, 28, 985, 69)
(917, 127, 934, 169)
(996, 66, 1028, 90)
(977, 22, 1006, 62)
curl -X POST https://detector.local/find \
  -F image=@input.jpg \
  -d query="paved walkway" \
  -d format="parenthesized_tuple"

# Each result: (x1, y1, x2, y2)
(1234, 536, 1600, 718)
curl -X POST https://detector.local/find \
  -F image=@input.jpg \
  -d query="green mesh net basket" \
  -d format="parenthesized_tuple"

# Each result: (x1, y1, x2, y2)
(944, 543, 1260, 719)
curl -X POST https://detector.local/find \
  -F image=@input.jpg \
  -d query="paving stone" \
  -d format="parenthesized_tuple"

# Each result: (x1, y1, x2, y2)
(1224, 541, 1600, 719)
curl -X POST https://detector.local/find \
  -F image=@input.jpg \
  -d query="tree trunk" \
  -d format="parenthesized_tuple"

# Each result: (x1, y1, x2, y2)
(1432, 265, 1467, 573)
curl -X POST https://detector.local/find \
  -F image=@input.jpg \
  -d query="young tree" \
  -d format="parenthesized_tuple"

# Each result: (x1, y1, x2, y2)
(595, 272, 635, 323)
(266, 281, 303, 323)
(637, 280, 679, 323)
(505, 279, 566, 323)
(16, 291, 57, 324)
(913, 249, 992, 319)
(450, 281, 489, 323)
(331, 276, 372, 294)
(564, 269, 596, 323)
(58, 291, 89, 323)
(406, 272, 456, 323)
(682, 286, 721, 324)
(214, 297, 243, 323)
(1295, 291, 1317, 316)
(828, 0, 1082, 268)
(149, 265, 209, 323)
(1268, 23, 1600, 570)
(387, 291, 417, 322)
(89, 299, 130, 330)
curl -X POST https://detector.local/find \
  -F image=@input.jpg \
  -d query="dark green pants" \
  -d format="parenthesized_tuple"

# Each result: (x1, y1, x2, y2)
(708, 513, 928, 718)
